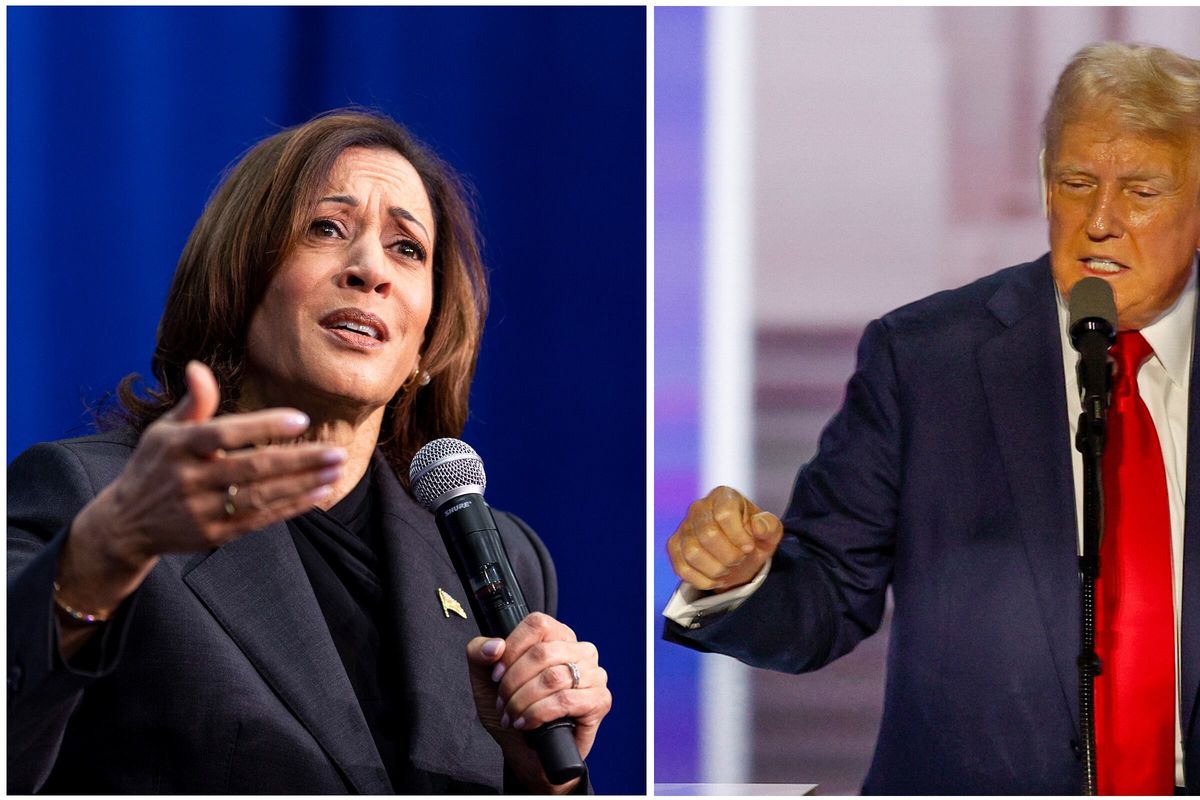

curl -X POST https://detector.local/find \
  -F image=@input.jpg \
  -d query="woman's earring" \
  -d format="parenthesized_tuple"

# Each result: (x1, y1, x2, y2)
(402, 359, 431, 392)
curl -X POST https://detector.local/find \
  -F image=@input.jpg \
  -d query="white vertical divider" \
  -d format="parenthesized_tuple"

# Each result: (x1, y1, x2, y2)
(699, 5, 754, 785)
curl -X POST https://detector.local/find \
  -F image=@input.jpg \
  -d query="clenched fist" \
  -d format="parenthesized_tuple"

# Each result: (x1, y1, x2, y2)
(666, 486, 784, 592)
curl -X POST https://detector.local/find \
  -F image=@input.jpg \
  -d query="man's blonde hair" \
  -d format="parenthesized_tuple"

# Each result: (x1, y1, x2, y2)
(1042, 42, 1200, 176)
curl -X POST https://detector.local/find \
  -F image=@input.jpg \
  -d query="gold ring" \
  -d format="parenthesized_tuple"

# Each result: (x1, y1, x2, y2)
(223, 483, 239, 517)
(565, 661, 581, 690)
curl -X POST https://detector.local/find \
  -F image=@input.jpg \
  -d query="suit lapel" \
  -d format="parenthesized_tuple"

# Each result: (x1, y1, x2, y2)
(1182, 302, 1200, 748)
(373, 454, 504, 790)
(977, 259, 1081, 732)
(180, 524, 392, 794)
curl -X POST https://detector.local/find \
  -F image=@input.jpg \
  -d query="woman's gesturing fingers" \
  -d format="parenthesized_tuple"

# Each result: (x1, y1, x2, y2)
(94, 362, 348, 562)
(192, 442, 346, 490)
(159, 360, 221, 424)
(177, 409, 314, 457)
(204, 479, 336, 542)
(55, 360, 348, 632)
(155, 361, 315, 456)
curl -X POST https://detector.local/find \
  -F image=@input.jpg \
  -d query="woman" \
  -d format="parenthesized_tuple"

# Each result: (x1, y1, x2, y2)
(7, 110, 611, 794)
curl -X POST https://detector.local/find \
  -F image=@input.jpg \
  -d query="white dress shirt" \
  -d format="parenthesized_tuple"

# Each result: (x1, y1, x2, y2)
(664, 260, 1197, 786)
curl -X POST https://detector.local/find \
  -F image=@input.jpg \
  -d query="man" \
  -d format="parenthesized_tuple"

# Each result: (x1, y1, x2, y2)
(663, 42, 1199, 794)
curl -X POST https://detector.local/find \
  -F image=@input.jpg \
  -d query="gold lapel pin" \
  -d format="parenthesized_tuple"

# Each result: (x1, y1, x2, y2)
(438, 587, 467, 619)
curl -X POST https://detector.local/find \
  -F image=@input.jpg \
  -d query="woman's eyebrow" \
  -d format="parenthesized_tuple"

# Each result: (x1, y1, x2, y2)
(317, 195, 429, 238)
(389, 206, 430, 239)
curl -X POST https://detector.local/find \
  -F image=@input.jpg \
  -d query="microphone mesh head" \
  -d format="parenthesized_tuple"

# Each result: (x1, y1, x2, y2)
(409, 438, 487, 510)
(1069, 276, 1117, 330)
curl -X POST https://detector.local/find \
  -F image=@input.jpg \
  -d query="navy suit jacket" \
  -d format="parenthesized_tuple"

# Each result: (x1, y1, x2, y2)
(665, 256, 1198, 793)
(7, 427, 557, 793)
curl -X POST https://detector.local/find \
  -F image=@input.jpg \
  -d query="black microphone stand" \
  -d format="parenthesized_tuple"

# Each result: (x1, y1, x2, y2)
(1075, 408, 1103, 795)
(1072, 321, 1113, 796)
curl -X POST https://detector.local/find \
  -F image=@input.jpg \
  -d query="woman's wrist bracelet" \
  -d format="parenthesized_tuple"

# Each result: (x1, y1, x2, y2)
(52, 581, 110, 625)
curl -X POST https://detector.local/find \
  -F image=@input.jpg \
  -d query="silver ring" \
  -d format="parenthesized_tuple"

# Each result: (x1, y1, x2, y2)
(223, 484, 239, 517)
(565, 661, 581, 690)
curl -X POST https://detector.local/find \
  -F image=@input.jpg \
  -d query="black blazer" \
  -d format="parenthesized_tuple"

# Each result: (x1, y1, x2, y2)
(8, 428, 557, 793)
(666, 256, 1198, 793)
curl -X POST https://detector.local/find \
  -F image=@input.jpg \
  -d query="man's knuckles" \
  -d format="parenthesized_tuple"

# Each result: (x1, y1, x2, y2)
(710, 501, 743, 529)
(701, 532, 749, 566)
(695, 523, 729, 550)
(680, 541, 705, 564)
(708, 485, 742, 504)
(686, 497, 709, 519)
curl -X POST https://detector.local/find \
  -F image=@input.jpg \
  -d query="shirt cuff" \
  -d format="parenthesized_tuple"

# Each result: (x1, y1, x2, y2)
(661, 559, 772, 629)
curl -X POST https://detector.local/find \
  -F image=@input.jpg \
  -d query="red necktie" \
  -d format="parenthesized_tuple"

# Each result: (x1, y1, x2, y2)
(1094, 331, 1176, 795)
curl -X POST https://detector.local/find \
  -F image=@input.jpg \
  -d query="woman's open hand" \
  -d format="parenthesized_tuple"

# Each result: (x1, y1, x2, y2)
(57, 361, 346, 626)
(466, 612, 611, 793)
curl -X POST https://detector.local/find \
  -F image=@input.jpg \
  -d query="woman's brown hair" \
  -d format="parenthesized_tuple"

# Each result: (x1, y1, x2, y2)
(115, 109, 488, 486)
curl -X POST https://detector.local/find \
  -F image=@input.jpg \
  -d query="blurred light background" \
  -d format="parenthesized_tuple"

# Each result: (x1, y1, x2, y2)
(7, 7, 645, 793)
(654, 6, 1200, 794)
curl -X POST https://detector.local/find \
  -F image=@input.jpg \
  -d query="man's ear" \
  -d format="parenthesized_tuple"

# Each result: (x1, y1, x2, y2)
(1038, 148, 1050, 219)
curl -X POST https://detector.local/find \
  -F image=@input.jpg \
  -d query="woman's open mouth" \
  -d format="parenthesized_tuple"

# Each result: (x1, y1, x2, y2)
(319, 308, 389, 349)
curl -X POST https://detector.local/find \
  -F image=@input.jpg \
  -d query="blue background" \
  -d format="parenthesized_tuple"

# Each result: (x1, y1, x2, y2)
(7, 6, 645, 792)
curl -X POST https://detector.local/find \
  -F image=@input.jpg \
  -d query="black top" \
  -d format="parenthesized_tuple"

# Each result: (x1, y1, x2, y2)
(288, 463, 415, 789)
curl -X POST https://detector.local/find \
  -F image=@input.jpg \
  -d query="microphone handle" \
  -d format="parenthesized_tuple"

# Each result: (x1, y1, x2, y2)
(435, 495, 586, 785)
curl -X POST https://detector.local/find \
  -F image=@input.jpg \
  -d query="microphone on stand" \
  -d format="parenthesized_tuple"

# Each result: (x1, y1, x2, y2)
(409, 438, 586, 786)
(1066, 276, 1117, 796)
(1069, 276, 1118, 438)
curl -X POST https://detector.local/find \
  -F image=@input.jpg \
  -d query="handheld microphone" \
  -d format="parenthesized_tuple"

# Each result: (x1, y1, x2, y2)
(1069, 276, 1117, 440)
(409, 438, 585, 785)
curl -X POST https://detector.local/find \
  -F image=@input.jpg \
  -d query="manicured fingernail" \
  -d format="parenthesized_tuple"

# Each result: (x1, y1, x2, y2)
(317, 466, 342, 484)
(284, 412, 310, 431)
(490, 662, 506, 682)
(741, 542, 755, 553)
(309, 485, 333, 501)
(500, 713, 511, 728)
(320, 448, 347, 465)
(513, 716, 527, 730)
(495, 696, 505, 712)
(482, 638, 503, 659)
